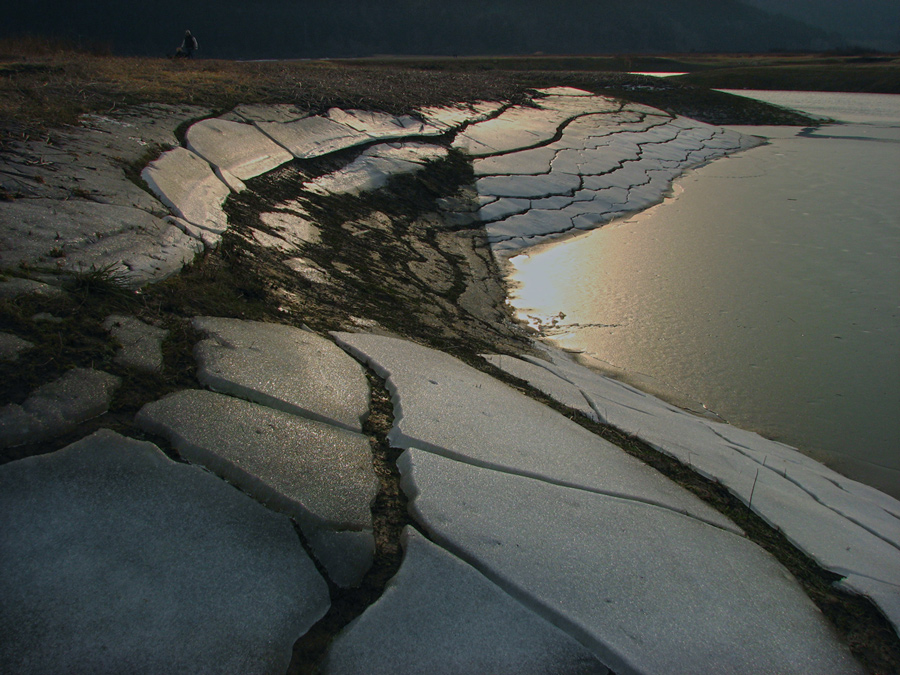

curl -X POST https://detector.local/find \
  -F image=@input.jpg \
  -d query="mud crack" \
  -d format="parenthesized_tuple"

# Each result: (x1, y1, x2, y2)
(286, 368, 418, 674)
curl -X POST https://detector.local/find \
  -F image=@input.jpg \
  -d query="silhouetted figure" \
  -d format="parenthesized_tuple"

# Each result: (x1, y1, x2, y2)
(175, 30, 198, 58)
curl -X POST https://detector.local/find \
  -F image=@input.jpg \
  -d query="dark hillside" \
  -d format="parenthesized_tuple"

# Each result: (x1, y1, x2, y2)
(4, 0, 841, 59)
(742, 0, 900, 52)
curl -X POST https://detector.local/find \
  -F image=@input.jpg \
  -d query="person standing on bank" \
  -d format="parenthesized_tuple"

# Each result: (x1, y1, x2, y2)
(176, 30, 198, 58)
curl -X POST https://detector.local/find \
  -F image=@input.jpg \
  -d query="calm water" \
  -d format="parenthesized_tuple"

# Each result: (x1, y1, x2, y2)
(508, 92, 900, 498)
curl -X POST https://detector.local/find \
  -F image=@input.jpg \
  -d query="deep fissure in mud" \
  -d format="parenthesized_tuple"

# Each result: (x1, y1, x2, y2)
(478, 360, 900, 674)
(287, 368, 420, 674)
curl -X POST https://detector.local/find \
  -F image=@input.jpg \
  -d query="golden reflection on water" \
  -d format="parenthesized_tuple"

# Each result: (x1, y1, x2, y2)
(504, 125, 900, 497)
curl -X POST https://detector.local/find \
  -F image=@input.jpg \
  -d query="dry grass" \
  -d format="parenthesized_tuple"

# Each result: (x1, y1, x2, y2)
(1, 36, 831, 143)
(679, 62, 900, 94)
(0, 37, 526, 136)
(347, 51, 900, 92)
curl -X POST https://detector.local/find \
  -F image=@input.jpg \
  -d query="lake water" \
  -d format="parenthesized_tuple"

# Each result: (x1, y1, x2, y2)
(507, 91, 900, 498)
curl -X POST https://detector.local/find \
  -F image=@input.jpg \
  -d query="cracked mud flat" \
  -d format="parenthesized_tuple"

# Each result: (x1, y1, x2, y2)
(189, 87, 759, 357)
(1, 87, 899, 674)
(504, 105, 900, 500)
(461, 94, 760, 253)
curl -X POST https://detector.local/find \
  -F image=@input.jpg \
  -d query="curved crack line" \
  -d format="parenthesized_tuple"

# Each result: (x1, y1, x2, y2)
(477, 112, 672, 180)
(399, 436, 739, 535)
(448, 100, 520, 135)
(402, 520, 621, 675)
(474, 110, 704, 196)
(286, 366, 427, 673)
(536, 120, 703, 194)
(459, 101, 629, 161)
(337, 345, 736, 535)
(483, 121, 734, 244)
(703, 427, 900, 555)
(486, 219, 586, 246)
(838, 570, 900, 589)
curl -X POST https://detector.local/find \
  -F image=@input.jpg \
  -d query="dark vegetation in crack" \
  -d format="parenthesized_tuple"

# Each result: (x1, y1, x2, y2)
(287, 368, 421, 673)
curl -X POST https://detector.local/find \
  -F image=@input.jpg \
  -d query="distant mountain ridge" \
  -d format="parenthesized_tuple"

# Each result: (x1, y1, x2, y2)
(5, 0, 846, 59)
(741, 0, 899, 52)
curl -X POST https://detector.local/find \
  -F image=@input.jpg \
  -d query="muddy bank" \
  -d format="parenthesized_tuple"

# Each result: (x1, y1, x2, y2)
(223, 148, 536, 362)
(1, 90, 898, 672)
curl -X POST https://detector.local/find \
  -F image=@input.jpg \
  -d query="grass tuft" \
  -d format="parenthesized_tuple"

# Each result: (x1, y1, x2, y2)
(65, 263, 135, 300)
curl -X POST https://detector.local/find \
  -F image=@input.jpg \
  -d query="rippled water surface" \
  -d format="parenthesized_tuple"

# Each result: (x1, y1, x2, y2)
(508, 92, 900, 497)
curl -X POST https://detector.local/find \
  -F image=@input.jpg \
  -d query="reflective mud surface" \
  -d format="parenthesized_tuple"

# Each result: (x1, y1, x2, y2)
(509, 93, 900, 497)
